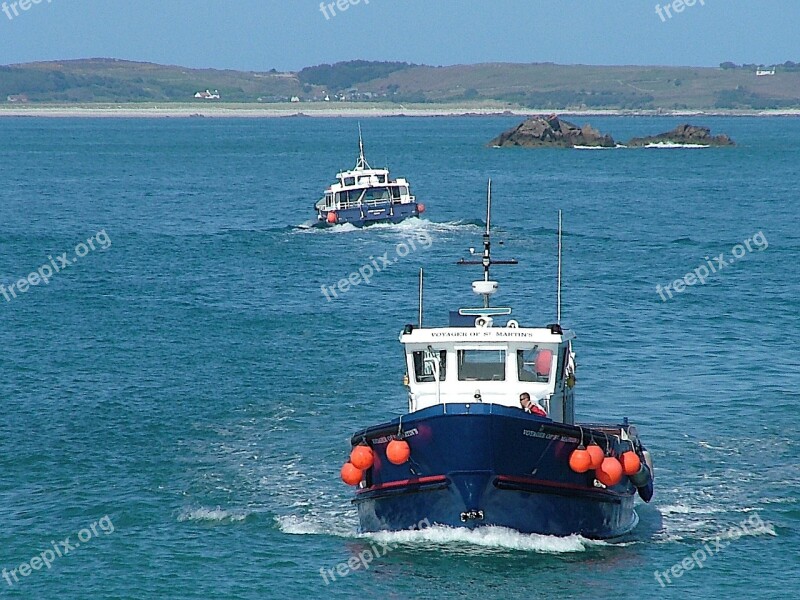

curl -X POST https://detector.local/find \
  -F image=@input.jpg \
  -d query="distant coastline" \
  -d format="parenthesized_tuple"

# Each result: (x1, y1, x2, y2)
(1, 103, 799, 119)
(4, 59, 800, 114)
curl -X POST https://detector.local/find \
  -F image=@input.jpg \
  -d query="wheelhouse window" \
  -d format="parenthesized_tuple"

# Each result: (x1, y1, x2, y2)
(517, 347, 553, 383)
(390, 186, 409, 200)
(458, 350, 506, 381)
(363, 187, 391, 202)
(344, 177, 355, 186)
(345, 189, 363, 203)
(413, 350, 446, 383)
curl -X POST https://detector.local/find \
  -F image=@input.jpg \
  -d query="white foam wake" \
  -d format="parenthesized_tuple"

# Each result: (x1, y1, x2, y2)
(277, 514, 358, 538)
(659, 503, 727, 516)
(178, 507, 253, 523)
(277, 516, 610, 554)
(573, 145, 623, 150)
(367, 525, 609, 554)
(293, 218, 482, 236)
(644, 142, 710, 149)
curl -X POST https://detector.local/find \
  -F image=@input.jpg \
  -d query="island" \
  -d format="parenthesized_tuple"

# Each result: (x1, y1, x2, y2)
(488, 115, 616, 148)
(626, 124, 735, 147)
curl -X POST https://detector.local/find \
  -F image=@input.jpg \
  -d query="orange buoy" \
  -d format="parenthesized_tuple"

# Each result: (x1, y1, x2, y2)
(350, 445, 374, 470)
(386, 439, 410, 465)
(340, 462, 362, 486)
(586, 443, 604, 470)
(326, 212, 337, 224)
(569, 446, 592, 473)
(417, 203, 426, 214)
(596, 456, 623, 487)
(620, 451, 641, 476)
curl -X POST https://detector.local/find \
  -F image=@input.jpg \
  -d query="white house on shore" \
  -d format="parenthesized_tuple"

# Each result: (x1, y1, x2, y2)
(194, 89, 221, 99)
(756, 68, 776, 76)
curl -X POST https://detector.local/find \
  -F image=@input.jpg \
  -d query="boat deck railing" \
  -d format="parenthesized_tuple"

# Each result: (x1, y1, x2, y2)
(335, 198, 406, 210)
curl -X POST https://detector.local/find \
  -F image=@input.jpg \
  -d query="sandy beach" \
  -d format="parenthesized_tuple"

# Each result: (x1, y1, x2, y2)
(2, 103, 799, 119)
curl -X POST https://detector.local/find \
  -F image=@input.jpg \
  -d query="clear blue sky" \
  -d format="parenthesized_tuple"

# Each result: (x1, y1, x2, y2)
(1, 0, 796, 70)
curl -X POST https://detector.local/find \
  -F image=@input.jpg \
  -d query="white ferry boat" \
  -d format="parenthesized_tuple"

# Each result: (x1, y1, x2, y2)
(314, 129, 424, 226)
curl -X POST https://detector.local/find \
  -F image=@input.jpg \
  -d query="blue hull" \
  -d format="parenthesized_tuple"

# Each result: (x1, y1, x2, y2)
(350, 404, 646, 539)
(318, 202, 420, 227)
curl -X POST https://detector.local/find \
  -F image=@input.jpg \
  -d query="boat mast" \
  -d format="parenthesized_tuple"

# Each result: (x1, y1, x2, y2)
(418, 268, 424, 328)
(557, 210, 562, 324)
(457, 179, 518, 309)
(481, 180, 493, 307)
(355, 123, 371, 170)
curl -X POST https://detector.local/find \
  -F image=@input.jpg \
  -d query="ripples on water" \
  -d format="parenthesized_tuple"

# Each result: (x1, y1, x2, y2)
(0, 117, 798, 599)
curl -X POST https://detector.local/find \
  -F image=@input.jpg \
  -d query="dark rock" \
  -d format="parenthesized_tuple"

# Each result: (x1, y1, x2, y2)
(627, 124, 735, 147)
(488, 114, 616, 148)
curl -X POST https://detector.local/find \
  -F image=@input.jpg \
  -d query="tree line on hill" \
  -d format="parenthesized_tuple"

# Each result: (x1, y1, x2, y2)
(720, 61, 800, 72)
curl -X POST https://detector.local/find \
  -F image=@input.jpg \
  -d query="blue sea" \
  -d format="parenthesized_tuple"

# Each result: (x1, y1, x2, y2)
(1, 115, 798, 599)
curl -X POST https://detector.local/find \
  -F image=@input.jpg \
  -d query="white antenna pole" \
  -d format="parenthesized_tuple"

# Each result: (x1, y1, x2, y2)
(486, 179, 492, 236)
(557, 210, 563, 324)
(418, 268, 424, 328)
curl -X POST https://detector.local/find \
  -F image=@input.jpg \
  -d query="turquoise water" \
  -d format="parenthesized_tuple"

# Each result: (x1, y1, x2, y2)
(1, 116, 798, 599)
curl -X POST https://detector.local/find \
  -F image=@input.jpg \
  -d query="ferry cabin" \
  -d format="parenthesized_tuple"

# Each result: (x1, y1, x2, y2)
(321, 167, 414, 212)
(400, 324, 576, 424)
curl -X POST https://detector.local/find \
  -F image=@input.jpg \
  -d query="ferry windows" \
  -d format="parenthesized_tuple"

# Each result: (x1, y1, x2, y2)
(390, 186, 402, 200)
(458, 350, 506, 381)
(346, 189, 363, 203)
(518, 348, 553, 383)
(363, 187, 391, 202)
(413, 350, 447, 383)
(344, 177, 355, 186)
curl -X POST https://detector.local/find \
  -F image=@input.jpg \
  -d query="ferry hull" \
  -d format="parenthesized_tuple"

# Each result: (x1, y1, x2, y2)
(318, 202, 420, 227)
(351, 404, 644, 539)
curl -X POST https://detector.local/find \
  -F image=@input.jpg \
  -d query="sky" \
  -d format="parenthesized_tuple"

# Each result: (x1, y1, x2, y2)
(0, 0, 797, 71)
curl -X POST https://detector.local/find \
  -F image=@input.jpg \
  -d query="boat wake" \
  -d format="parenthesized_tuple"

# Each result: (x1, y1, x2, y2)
(367, 525, 612, 554)
(277, 513, 358, 538)
(291, 217, 483, 235)
(277, 515, 613, 553)
(178, 506, 255, 524)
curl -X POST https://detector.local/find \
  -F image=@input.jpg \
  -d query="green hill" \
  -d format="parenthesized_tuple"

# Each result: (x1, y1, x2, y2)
(0, 58, 304, 103)
(2, 58, 799, 110)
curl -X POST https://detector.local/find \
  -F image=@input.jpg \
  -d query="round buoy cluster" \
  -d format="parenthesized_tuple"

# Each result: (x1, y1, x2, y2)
(568, 442, 641, 487)
(340, 439, 411, 486)
(326, 212, 338, 224)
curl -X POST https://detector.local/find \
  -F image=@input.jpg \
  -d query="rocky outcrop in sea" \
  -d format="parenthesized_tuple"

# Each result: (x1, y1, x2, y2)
(488, 115, 616, 148)
(626, 124, 735, 147)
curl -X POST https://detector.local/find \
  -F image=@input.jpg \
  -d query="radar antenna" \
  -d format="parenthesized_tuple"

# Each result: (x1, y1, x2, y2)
(457, 179, 518, 308)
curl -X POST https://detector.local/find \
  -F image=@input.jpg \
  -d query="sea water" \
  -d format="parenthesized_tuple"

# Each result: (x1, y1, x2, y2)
(0, 116, 797, 599)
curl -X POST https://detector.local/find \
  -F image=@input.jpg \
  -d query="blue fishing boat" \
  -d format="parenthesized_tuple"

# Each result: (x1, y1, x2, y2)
(314, 128, 424, 227)
(340, 183, 654, 538)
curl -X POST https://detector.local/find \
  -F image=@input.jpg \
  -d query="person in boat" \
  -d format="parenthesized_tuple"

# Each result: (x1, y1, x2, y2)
(519, 392, 547, 417)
